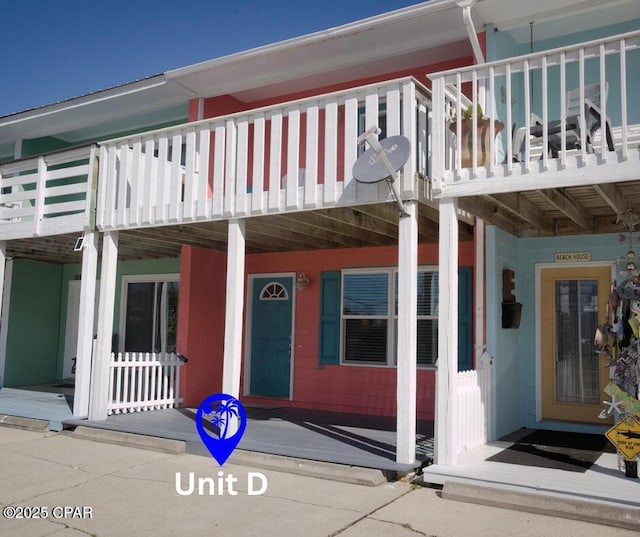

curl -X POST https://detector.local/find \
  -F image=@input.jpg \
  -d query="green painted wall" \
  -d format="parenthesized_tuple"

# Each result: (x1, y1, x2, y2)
(91, 117, 188, 143)
(21, 137, 72, 158)
(57, 257, 180, 377)
(1, 257, 180, 385)
(0, 142, 14, 162)
(4, 259, 63, 386)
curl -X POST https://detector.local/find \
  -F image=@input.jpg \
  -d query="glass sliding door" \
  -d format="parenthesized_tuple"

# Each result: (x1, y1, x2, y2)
(122, 278, 179, 353)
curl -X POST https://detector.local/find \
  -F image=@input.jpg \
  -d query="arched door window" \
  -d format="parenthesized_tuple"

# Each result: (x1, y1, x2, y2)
(259, 282, 289, 301)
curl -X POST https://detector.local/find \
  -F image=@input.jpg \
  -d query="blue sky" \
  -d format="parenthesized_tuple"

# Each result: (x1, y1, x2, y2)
(2, 0, 423, 116)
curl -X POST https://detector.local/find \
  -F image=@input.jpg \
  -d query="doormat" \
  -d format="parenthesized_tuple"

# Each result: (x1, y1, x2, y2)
(486, 429, 615, 473)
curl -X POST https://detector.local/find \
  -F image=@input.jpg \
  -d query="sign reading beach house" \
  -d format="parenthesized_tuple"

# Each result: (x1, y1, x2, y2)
(554, 251, 592, 263)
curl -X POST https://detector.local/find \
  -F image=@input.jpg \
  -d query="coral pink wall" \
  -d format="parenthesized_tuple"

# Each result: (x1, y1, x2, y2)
(188, 55, 477, 122)
(186, 54, 478, 195)
(177, 245, 227, 406)
(179, 241, 475, 420)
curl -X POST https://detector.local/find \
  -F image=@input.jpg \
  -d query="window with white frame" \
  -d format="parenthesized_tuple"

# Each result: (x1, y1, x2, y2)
(341, 268, 438, 366)
(121, 275, 179, 354)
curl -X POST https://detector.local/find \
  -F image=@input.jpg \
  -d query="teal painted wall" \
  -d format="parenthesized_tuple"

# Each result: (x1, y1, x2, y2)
(4, 260, 63, 386)
(486, 226, 521, 439)
(530, 19, 640, 126)
(486, 19, 640, 162)
(487, 20, 640, 61)
(487, 227, 626, 437)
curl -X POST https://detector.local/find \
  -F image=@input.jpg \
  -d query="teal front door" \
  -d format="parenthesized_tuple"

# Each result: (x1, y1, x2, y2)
(249, 276, 293, 398)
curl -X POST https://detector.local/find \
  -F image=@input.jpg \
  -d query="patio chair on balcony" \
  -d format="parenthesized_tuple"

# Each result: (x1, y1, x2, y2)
(531, 83, 615, 158)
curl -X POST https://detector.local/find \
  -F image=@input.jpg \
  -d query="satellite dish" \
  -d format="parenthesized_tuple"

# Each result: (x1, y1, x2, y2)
(352, 135, 411, 184)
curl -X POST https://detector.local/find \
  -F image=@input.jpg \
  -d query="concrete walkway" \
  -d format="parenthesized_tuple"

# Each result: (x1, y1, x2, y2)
(0, 426, 637, 537)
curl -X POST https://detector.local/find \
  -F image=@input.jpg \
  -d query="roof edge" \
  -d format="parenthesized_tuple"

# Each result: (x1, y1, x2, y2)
(0, 74, 175, 126)
(166, 0, 458, 81)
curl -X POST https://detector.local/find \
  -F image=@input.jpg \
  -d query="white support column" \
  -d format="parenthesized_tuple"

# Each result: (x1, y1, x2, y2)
(475, 218, 485, 365)
(222, 218, 246, 398)
(89, 231, 118, 421)
(435, 198, 459, 466)
(0, 242, 7, 387)
(73, 231, 98, 418)
(396, 201, 418, 464)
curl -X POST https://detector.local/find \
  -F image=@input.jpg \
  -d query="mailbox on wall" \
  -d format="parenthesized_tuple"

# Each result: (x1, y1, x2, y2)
(502, 269, 522, 329)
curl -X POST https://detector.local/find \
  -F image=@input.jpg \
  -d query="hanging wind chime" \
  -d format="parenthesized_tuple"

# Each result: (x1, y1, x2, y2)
(598, 213, 640, 477)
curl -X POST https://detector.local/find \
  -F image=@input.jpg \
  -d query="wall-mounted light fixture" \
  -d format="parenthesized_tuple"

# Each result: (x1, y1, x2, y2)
(73, 236, 85, 251)
(295, 273, 310, 290)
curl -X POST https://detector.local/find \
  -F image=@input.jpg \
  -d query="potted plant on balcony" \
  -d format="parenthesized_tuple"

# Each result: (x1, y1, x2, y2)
(449, 104, 504, 167)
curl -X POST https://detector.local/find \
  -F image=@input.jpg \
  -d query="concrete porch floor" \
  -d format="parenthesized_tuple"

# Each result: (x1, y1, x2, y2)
(420, 439, 640, 509)
(0, 386, 74, 431)
(63, 406, 434, 476)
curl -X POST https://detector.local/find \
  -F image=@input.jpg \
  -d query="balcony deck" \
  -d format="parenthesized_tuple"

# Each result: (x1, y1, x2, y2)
(429, 30, 640, 236)
(97, 77, 431, 233)
(0, 146, 96, 242)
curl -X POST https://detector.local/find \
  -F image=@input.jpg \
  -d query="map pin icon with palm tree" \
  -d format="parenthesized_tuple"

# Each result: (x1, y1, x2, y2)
(196, 393, 247, 466)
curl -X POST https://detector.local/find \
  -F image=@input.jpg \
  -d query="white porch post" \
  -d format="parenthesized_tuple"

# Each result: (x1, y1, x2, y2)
(73, 231, 98, 417)
(475, 218, 485, 364)
(222, 218, 246, 398)
(435, 198, 459, 466)
(89, 231, 118, 421)
(396, 201, 418, 464)
(0, 242, 7, 387)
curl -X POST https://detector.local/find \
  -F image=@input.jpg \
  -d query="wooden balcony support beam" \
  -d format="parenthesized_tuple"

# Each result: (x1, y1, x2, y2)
(484, 192, 555, 235)
(537, 188, 593, 232)
(593, 182, 629, 218)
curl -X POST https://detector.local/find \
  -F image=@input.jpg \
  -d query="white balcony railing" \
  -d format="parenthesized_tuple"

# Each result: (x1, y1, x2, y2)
(0, 146, 96, 240)
(430, 30, 640, 197)
(97, 78, 430, 230)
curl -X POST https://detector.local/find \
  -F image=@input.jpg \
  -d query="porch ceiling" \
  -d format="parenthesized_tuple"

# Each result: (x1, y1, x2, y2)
(5, 203, 475, 264)
(8, 177, 638, 265)
(460, 179, 640, 237)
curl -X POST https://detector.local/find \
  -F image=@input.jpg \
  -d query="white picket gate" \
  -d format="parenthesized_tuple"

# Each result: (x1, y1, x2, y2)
(453, 352, 493, 456)
(107, 352, 184, 415)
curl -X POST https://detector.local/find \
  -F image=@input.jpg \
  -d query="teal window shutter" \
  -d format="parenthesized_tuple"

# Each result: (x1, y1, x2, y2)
(319, 271, 341, 366)
(458, 266, 473, 371)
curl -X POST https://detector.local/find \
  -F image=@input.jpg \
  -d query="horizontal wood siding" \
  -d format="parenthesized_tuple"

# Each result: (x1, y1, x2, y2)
(179, 242, 475, 419)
